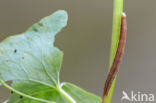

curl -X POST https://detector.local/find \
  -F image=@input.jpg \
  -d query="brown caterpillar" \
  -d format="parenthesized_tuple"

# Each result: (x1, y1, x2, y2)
(103, 12, 127, 97)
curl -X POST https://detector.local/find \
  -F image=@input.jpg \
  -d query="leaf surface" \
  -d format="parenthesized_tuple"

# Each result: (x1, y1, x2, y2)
(0, 10, 101, 103)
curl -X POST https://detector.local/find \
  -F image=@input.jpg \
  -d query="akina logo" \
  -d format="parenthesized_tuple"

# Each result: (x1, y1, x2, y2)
(121, 91, 155, 102)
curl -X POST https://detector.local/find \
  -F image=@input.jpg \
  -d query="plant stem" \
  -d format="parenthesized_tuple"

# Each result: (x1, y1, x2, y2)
(57, 83, 76, 103)
(102, 0, 124, 103)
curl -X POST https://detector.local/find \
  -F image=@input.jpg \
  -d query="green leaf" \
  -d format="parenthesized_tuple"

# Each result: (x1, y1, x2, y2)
(0, 10, 101, 103)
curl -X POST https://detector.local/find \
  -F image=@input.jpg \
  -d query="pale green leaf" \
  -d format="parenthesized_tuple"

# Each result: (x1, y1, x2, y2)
(0, 10, 101, 103)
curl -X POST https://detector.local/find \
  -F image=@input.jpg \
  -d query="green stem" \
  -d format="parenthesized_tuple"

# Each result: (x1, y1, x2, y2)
(57, 83, 76, 103)
(103, 0, 124, 103)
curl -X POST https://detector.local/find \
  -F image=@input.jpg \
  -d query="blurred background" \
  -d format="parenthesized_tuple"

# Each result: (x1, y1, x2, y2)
(0, 0, 156, 103)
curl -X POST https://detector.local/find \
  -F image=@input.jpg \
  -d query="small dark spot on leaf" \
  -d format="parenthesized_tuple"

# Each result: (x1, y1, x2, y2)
(14, 49, 17, 53)
(11, 91, 13, 94)
(26, 36, 30, 39)
(33, 28, 38, 32)
(5, 60, 9, 63)
(0, 50, 4, 55)
(20, 96, 23, 99)
(22, 57, 24, 60)
(38, 23, 43, 26)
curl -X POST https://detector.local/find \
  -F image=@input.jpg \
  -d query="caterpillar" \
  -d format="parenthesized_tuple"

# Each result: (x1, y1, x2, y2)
(103, 12, 127, 97)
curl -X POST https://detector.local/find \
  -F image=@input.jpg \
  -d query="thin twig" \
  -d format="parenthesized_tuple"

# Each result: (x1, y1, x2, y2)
(102, 12, 127, 103)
